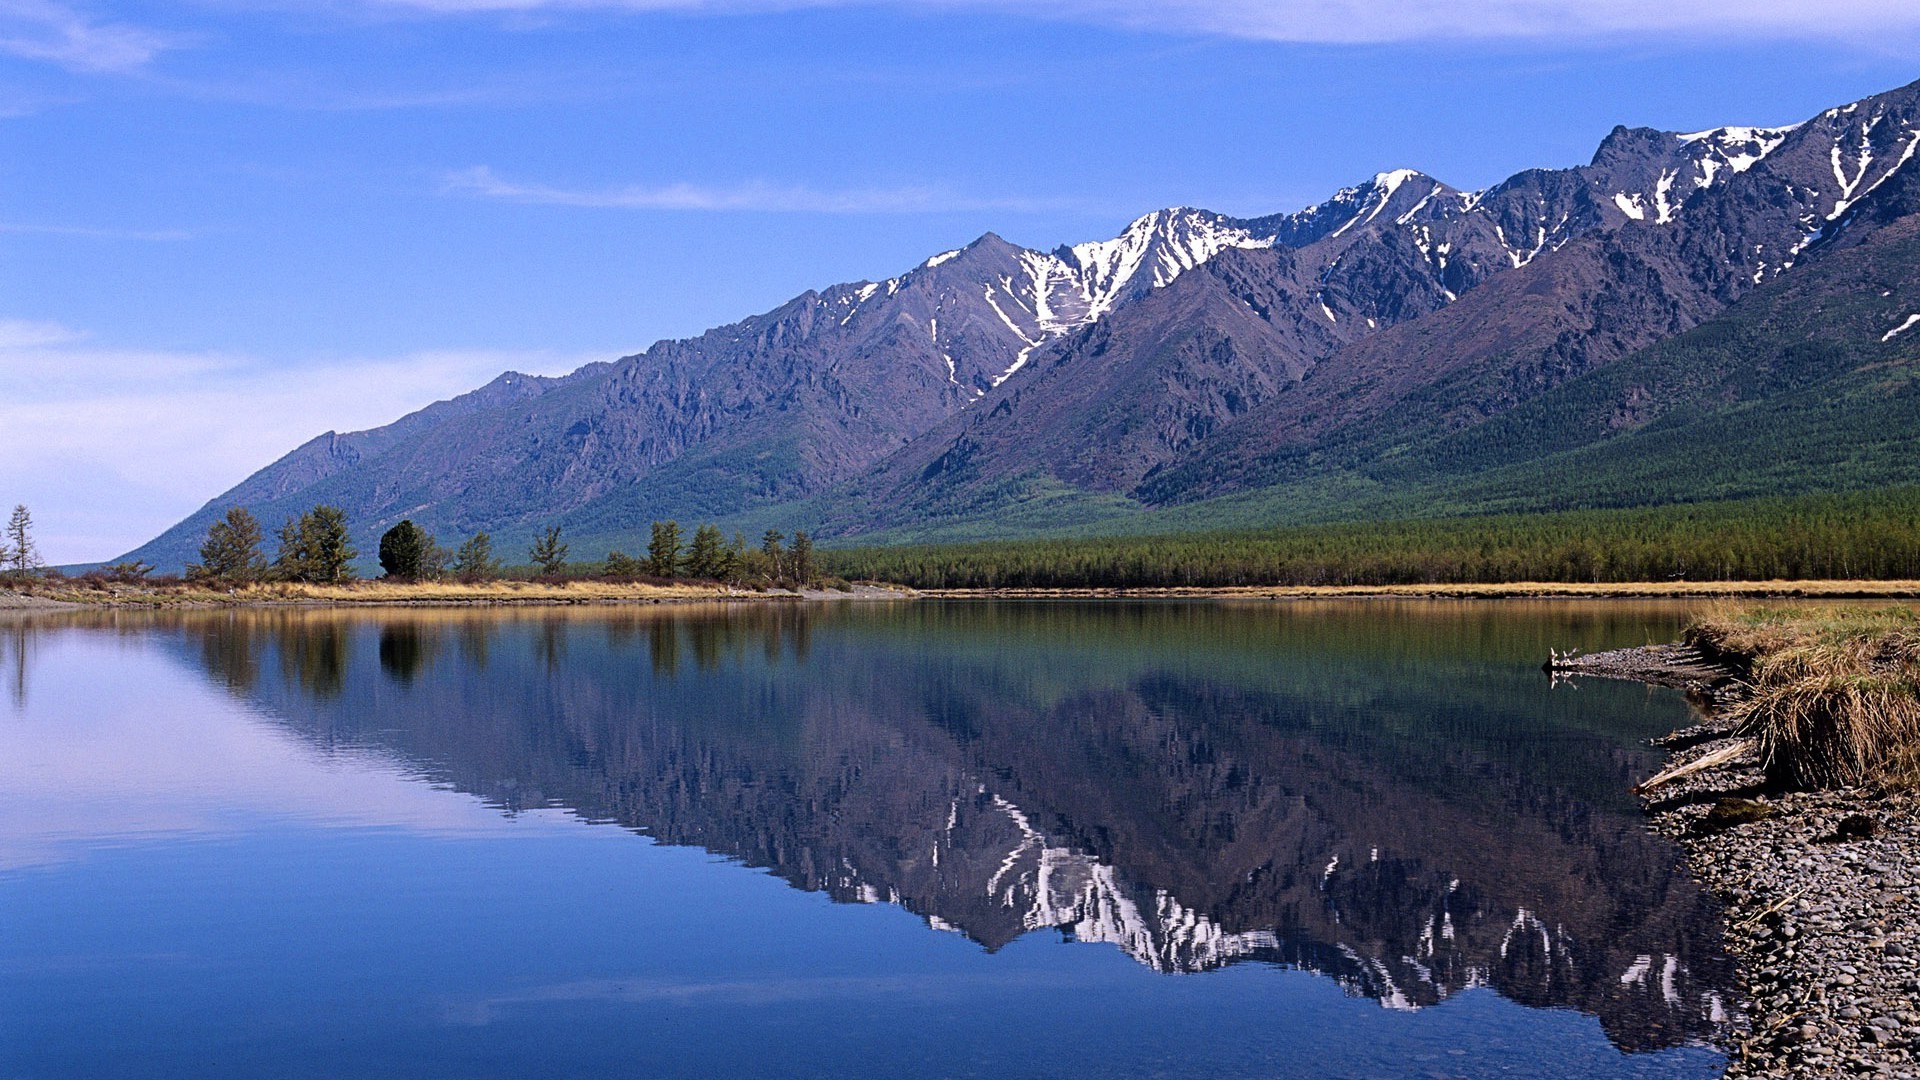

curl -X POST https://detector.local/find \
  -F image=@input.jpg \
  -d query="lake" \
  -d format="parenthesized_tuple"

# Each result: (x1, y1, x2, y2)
(0, 600, 1734, 1078)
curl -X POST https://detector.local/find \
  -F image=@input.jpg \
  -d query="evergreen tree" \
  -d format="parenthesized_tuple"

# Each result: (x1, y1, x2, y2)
(647, 520, 682, 578)
(4, 504, 36, 575)
(725, 531, 750, 585)
(273, 515, 307, 580)
(604, 549, 644, 579)
(790, 530, 815, 586)
(685, 523, 725, 579)
(378, 520, 430, 581)
(529, 526, 569, 576)
(191, 507, 266, 583)
(453, 532, 501, 583)
(421, 534, 451, 581)
(760, 529, 785, 581)
(276, 505, 356, 583)
(310, 506, 356, 582)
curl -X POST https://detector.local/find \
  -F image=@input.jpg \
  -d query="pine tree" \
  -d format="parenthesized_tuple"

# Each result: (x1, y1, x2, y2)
(4, 504, 36, 576)
(274, 506, 357, 583)
(191, 507, 266, 583)
(378, 520, 429, 581)
(306, 505, 356, 583)
(760, 529, 785, 581)
(529, 526, 569, 577)
(273, 515, 308, 581)
(725, 531, 749, 585)
(790, 530, 815, 586)
(453, 532, 501, 582)
(686, 523, 725, 579)
(421, 534, 450, 581)
(647, 520, 682, 578)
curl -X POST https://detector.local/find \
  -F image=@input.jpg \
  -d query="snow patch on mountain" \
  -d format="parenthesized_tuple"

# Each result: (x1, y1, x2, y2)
(1060, 208, 1278, 319)
(1678, 124, 1799, 187)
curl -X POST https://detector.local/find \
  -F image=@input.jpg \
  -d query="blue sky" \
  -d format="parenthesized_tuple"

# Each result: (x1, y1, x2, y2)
(2, 0, 1918, 562)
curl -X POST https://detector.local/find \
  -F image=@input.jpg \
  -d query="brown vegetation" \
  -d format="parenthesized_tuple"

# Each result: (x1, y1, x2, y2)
(1688, 605, 1920, 790)
(3, 576, 738, 608)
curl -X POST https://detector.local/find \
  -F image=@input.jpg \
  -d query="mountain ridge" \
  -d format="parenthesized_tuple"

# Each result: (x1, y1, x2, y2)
(120, 77, 1920, 570)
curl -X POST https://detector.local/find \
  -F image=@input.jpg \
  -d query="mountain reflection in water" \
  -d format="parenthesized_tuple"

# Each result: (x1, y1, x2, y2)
(15, 600, 1735, 1055)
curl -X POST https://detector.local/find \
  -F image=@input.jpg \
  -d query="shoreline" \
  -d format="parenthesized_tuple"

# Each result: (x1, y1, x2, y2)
(7, 577, 1920, 613)
(914, 580, 1920, 600)
(0, 581, 911, 611)
(1571, 644, 1920, 1078)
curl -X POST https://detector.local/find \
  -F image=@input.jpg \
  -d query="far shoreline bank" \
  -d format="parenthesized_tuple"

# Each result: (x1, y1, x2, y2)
(8, 577, 1920, 612)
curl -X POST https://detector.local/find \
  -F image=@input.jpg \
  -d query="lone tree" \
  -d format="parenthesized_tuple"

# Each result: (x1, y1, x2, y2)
(275, 505, 357, 583)
(529, 526, 569, 576)
(453, 531, 501, 583)
(378, 520, 430, 581)
(191, 507, 267, 584)
(647, 520, 682, 578)
(791, 530, 816, 586)
(685, 523, 726, 580)
(6, 505, 40, 576)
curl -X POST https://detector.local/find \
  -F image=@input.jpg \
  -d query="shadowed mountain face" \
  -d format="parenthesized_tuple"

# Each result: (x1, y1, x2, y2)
(120, 78, 1920, 567)
(133, 600, 1737, 1053)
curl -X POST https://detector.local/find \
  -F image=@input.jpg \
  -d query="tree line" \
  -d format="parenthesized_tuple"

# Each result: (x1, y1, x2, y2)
(184, 505, 822, 588)
(819, 488, 1920, 589)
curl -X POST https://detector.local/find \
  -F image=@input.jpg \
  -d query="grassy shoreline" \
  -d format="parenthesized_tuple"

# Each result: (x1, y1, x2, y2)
(9, 577, 1920, 611)
(914, 580, 1920, 600)
(0, 579, 910, 610)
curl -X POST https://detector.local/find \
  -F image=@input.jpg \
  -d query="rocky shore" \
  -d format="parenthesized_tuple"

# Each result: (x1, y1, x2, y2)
(1560, 644, 1920, 1077)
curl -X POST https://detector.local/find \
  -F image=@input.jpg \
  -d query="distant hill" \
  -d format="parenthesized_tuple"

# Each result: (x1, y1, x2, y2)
(121, 79, 1920, 570)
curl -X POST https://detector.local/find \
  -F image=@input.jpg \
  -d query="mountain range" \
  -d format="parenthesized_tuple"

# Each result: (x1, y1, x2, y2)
(123, 78, 1920, 569)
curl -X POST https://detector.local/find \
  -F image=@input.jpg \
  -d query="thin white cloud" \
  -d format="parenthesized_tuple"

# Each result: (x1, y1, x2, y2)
(0, 0, 184, 73)
(0, 220, 193, 241)
(0, 317, 603, 563)
(445, 165, 1073, 214)
(360, 0, 1920, 43)
(0, 316, 85, 348)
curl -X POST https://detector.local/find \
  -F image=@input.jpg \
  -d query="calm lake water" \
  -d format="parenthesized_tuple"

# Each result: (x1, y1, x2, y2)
(0, 600, 1734, 1078)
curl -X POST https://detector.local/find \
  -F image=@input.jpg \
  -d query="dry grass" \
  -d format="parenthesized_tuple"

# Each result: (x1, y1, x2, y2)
(1688, 605, 1920, 790)
(917, 579, 1920, 599)
(14, 577, 738, 607)
(232, 579, 731, 603)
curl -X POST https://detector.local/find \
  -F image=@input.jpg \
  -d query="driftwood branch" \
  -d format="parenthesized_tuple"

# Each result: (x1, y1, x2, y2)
(1633, 737, 1756, 792)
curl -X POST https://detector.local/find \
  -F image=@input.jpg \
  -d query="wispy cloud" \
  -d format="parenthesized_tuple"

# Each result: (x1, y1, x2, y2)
(0, 317, 602, 563)
(0, 220, 193, 241)
(445, 165, 1075, 214)
(361, 0, 1920, 43)
(0, 0, 184, 73)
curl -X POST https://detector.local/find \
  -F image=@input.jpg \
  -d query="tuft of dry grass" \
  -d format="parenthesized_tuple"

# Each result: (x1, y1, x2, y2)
(1688, 605, 1920, 790)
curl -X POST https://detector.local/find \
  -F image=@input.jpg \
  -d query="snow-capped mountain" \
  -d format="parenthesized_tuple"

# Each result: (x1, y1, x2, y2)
(121, 76, 1920, 567)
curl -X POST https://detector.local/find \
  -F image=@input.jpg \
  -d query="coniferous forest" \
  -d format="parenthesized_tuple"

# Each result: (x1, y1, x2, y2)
(819, 489, 1920, 589)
